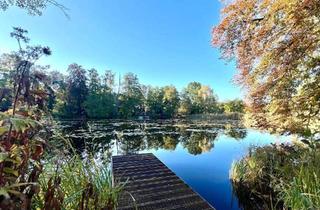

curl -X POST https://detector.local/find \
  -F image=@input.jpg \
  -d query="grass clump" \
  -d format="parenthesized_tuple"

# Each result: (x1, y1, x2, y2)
(230, 140, 320, 210)
(30, 130, 124, 210)
(33, 155, 124, 210)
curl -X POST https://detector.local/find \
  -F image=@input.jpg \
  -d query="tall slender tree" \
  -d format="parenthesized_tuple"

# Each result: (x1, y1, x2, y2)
(118, 73, 144, 118)
(64, 63, 88, 118)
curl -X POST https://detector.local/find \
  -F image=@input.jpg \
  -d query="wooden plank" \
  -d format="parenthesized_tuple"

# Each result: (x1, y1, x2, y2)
(112, 153, 215, 210)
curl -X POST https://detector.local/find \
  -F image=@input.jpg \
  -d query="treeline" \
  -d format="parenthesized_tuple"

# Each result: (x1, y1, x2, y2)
(1, 59, 244, 119)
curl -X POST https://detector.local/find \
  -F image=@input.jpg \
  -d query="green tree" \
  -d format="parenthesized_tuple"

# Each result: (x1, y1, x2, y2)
(118, 73, 144, 118)
(63, 63, 88, 118)
(223, 99, 244, 114)
(198, 85, 218, 113)
(145, 85, 179, 119)
(0, 53, 16, 111)
(102, 70, 115, 91)
(87, 68, 100, 93)
(146, 87, 164, 118)
(178, 92, 192, 116)
(180, 82, 218, 114)
(84, 69, 117, 119)
(185, 82, 202, 113)
(162, 85, 179, 118)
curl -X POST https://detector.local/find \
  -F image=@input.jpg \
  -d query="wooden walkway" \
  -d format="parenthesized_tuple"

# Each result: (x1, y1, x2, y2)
(112, 153, 215, 210)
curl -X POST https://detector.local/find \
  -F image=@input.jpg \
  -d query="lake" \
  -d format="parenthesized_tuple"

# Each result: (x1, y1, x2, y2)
(55, 119, 289, 210)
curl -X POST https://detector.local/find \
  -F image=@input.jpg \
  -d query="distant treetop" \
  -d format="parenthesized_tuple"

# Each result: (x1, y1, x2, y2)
(0, 0, 68, 16)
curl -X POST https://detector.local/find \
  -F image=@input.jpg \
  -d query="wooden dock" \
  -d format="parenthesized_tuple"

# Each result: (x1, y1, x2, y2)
(112, 153, 215, 210)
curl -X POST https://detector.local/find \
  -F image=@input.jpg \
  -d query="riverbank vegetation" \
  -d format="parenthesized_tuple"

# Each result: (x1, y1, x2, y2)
(230, 141, 320, 209)
(34, 154, 123, 209)
(213, 0, 320, 209)
(0, 27, 122, 209)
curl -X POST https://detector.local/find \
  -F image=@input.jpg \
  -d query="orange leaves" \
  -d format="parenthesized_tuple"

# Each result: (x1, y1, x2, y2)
(212, 0, 320, 135)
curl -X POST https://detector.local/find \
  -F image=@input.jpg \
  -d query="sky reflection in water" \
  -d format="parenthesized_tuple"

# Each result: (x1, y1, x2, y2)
(57, 120, 289, 210)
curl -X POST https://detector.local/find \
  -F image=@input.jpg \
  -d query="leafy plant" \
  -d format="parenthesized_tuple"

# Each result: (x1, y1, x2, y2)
(0, 27, 52, 209)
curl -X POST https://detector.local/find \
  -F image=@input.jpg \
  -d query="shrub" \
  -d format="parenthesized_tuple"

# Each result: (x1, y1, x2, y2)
(230, 141, 320, 210)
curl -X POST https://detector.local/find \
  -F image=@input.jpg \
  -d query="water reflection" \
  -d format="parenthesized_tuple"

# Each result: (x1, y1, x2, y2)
(52, 120, 286, 210)
(224, 124, 247, 140)
(180, 132, 217, 155)
(55, 120, 246, 156)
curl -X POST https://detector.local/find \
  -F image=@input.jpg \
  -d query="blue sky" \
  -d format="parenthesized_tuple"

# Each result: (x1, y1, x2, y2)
(0, 0, 242, 101)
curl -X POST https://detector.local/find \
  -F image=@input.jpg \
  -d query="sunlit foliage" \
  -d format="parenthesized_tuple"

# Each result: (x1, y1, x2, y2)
(118, 73, 144, 119)
(230, 142, 320, 209)
(178, 82, 218, 115)
(222, 99, 244, 114)
(146, 86, 180, 119)
(0, 27, 52, 209)
(213, 0, 320, 136)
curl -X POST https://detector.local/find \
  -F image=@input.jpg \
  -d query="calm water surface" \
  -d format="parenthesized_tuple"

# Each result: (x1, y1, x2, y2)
(56, 120, 289, 210)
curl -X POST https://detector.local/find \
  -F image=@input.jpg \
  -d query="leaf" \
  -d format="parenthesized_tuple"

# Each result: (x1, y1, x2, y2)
(0, 112, 10, 121)
(0, 152, 9, 163)
(3, 167, 19, 177)
(9, 117, 41, 132)
(7, 182, 37, 188)
(0, 126, 8, 135)
(0, 188, 10, 199)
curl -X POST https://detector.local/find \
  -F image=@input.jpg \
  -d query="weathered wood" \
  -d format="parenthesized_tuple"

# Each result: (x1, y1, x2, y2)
(112, 153, 215, 210)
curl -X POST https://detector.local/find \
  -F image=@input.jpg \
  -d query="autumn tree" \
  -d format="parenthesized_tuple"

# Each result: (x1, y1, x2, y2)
(212, 0, 320, 136)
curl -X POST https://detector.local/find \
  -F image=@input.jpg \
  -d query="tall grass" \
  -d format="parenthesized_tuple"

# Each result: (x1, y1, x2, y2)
(32, 131, 124, 210)
(230, 141, 320, 210)
(278, 150, 320, 209)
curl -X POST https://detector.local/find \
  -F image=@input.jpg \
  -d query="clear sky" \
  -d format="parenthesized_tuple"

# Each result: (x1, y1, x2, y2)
(0, 0, 243, 101)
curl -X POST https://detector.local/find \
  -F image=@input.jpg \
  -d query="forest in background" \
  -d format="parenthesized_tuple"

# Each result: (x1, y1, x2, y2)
(1, 51, 244, 120)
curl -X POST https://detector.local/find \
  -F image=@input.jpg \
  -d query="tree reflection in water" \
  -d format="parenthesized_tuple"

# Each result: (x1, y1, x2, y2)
(180, 132, 217, 155)
(224, 124, 247, 140)
(54, 120, 247, 156)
